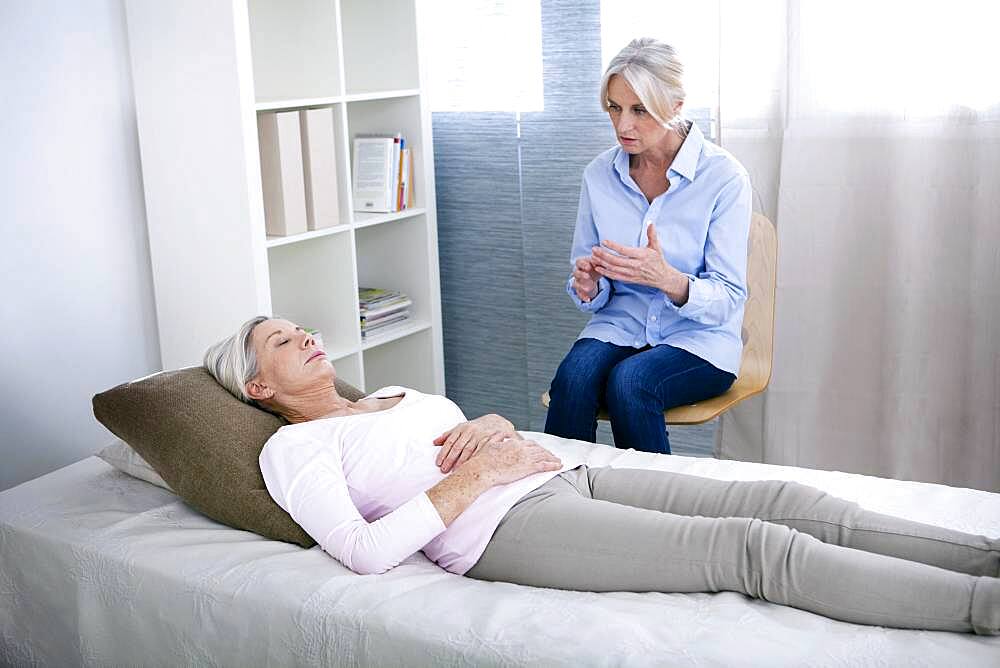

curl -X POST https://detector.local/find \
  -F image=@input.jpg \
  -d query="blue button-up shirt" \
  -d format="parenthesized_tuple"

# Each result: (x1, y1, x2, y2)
(566, 121, 752, 375)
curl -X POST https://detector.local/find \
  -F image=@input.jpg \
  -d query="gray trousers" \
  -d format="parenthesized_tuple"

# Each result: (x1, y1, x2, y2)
(465, 466, 1000, 635)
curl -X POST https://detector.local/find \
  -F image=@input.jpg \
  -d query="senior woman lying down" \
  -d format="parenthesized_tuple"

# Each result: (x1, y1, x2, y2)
(203, 316, 1000, 635)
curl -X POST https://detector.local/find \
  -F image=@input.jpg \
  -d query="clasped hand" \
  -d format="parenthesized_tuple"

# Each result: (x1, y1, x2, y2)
(434, 415, 562, 481)
(572, 223, 681, 301)
(434, 414, 517, 473)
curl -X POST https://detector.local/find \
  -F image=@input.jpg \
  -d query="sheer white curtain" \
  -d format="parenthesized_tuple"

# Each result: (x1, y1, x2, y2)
(716, 1, 1000, 491)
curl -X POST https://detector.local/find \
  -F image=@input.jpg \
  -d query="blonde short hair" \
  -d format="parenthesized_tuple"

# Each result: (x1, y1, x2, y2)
(600, 38, 688, 137)
(203, 315, 271, 409)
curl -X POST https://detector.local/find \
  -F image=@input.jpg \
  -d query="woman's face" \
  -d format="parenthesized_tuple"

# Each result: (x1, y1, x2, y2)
(246, 318, 333, 404)
(606, 74, 677, 155)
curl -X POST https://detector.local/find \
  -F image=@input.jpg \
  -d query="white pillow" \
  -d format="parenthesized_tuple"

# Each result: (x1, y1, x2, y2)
(96, 439, 174, 492)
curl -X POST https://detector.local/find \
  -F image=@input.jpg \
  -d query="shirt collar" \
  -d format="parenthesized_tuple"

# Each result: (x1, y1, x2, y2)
(669, 120, 702, 181)
(612, 120, 703, 184)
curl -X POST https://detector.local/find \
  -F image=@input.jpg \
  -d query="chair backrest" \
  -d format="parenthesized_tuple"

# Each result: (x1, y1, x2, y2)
(737, 213, 778, 392)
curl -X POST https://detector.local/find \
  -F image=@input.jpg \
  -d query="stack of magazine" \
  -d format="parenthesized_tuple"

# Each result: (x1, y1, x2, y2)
(359, 287, 412, 339)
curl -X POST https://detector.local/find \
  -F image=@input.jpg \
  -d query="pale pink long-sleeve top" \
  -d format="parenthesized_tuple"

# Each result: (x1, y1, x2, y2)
(259, 386, 584, 575)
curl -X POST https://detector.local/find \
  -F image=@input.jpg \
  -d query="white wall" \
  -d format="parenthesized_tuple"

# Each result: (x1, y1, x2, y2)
(0, 1, 160, 491)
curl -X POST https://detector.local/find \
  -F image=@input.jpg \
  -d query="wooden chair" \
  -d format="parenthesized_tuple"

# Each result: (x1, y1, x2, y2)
(542, 212, 777, 425)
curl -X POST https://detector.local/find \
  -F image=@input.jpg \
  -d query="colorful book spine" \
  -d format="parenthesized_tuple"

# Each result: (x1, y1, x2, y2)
(400, 148, 412, 209)
(406, 149, 415, 208)
(391, 134, 402, 211)
(396, 137, 406, 211)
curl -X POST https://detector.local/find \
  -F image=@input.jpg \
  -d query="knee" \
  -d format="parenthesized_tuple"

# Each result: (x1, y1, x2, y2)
(740, 517, 813, 601)
(550, 348, 605, 403)
(605, 360, 655, 411)
(770, 479, 840, 512)
(739, 518, 782, 599)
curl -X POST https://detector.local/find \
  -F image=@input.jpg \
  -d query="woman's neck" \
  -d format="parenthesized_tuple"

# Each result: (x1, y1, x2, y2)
(630, 127, 685, 173)
(278, 384, 351, 423)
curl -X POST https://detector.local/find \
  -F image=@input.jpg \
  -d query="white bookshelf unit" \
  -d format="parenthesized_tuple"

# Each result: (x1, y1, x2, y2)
(125, 0, 445, 395)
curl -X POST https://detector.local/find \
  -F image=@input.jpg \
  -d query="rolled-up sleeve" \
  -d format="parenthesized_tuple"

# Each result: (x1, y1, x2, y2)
(567, 177, 612, 312)
(662, 171, 752, 326)
(260, 439, 446, 575)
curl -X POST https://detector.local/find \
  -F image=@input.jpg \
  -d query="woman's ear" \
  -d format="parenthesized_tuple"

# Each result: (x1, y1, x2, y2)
(245, 378, 274, 402)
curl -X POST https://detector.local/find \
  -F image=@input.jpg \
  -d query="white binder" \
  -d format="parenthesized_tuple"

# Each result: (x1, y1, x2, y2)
(257, 111, 308, 236)
(299, 108, 340, 230)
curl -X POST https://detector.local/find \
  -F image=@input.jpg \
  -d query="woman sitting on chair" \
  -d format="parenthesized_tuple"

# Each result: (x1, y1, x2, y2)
(546, 38, 749, 453)
(202, 316, 1000, 635)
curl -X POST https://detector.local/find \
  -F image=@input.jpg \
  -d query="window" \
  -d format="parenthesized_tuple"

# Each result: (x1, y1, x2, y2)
(423, 0, 544, 112)
(794, 1, 1000, 116)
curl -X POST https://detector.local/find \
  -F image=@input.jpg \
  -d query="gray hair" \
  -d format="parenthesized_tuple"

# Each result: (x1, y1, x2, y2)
(203, 315, 271, 410)
(600, 38, 688, 137)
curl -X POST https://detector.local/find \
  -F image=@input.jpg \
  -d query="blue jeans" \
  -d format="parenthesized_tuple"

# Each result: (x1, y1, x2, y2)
(544, 338, 737, 454)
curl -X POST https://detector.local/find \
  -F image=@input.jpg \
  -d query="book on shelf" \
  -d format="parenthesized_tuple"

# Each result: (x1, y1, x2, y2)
(299, 108, 340, 231)
(358, 286, 407, 306)
(399, 147, 411, 211)
(407, 148, 415, 207)
(362, 308, 411, 327)
(359, 287, 412, 337)
(361, 297, 412, 321)
(258, 111, 308, 236)
(362, 312, 411, 339)
(352, 133, 413, 214)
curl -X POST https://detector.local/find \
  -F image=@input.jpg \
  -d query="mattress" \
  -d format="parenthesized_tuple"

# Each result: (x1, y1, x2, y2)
(2, 432, 998, 667)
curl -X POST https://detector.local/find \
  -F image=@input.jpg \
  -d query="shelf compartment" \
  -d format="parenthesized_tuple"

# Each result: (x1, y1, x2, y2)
(346, 95, 425, 211)
(363, 328, 436, 394)
(340, 0, 420, 95)
(355, 214, 432, 326)
(248, 0, 342, 103)
(267, 231, 359, 354)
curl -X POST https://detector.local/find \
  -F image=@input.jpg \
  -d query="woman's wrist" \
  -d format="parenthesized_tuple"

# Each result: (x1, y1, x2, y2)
(427, 463, 496, 526)
(495, 414, 515, 432)
(478, 413, 515, 433)
(661, 272, 690, 306)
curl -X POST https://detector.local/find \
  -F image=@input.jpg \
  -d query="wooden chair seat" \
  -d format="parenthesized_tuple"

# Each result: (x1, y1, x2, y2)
(541, 212, 777, 426)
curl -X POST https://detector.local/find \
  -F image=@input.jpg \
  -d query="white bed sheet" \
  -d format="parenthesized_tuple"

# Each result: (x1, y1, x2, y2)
(2, 432, 998, 667)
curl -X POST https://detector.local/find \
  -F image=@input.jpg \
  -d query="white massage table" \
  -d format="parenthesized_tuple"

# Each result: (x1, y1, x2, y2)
(2, 433, 998, 666)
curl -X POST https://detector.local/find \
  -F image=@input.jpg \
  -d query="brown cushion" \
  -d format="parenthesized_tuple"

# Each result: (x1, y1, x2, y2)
(92, 366, 366, 548)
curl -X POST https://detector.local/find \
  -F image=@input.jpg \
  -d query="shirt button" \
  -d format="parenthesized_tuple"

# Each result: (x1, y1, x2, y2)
(650, 315, 657, 322)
